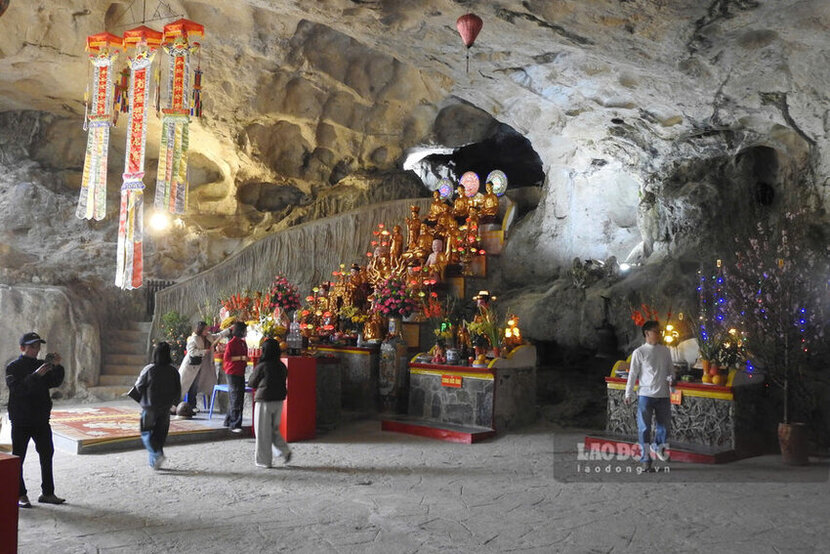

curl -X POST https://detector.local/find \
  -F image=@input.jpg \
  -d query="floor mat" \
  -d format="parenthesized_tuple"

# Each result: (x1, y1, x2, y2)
(49, 406, 237, 454)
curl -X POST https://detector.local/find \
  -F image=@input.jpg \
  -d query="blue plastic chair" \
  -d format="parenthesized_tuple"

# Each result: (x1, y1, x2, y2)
(208, 383, 254, 419)
(183, 392, 209, 410)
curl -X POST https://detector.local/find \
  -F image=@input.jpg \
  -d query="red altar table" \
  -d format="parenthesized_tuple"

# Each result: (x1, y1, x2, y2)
(0, 452, 20, 553)
(280, 356, 317, 442)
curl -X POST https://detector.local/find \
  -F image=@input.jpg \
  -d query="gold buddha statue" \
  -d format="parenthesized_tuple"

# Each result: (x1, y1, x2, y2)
(442, 218, 461, 264)
(405, 205, 421, 251)
(426, 190, 449, 225)
(363, 310, 385, 341)
(481, 182, 499, 222)
(389, 224, 404, 264)
(452, 185, 470, 221)
(415, 225, 434, 264)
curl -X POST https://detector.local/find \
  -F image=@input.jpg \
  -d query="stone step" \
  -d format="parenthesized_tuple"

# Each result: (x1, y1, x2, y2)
(101, 364, 143, 377)
(97, 374, 137, 387)
(128, 321, 152, 332)
(104, 353, 147, 367)
(107, 340, 147, 356)
(104, 328, 148, 343)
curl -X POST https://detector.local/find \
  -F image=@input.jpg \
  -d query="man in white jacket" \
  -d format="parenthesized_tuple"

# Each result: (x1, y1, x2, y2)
(625, 320, 674, 472)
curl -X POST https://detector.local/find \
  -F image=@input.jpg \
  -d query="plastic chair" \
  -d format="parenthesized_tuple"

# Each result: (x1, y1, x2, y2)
(209, 383, 254, 419)
(183, 392, 209, 410)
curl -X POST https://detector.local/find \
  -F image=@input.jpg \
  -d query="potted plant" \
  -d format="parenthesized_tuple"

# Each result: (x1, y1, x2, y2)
(157, 310, 191, 365)
(725, 209, 830, 464)
(466, 305, 503, 358)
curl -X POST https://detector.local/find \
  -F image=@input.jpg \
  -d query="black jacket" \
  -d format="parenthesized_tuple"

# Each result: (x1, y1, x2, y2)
(135, 363, 181, 413)
(5, 355, 65, 425)
(248, 360, 288, 402)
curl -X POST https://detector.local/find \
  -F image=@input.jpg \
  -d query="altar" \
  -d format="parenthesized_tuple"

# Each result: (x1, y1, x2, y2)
(593, 362, 767, 462)
(316, 345, 380, 412)
(382, 344, 537, 443)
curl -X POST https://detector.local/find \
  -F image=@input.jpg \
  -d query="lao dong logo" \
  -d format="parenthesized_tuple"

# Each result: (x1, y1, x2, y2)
(575, 442, 670, 475)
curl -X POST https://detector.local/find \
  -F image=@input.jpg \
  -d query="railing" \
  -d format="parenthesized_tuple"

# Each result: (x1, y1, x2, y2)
(145, 279, 175, 318)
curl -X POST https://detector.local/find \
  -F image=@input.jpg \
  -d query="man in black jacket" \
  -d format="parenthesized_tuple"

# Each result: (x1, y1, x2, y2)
(5, 332, 66, 508)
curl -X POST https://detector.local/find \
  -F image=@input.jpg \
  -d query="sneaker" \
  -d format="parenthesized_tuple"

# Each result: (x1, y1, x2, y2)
(283, 451, 292, 465)
(255, 462, 272, 469)
(230, 427, 243, 434)
(37, 494, 65, 505)
(650, 444, 670, 462)
(19, 495, 32, 508)
(639, 461, 655, 473)
(152, 455, 166, 470)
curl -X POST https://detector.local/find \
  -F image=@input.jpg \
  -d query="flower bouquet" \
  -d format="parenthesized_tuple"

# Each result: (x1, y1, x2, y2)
(373, 276, 419, 319)
(268, 274, 301, 312)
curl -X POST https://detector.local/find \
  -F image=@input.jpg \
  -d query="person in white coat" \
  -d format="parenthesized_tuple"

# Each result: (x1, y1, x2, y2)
(179, 321, 229, 412)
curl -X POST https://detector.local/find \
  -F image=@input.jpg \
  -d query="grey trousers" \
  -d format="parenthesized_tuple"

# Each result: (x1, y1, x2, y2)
(253, 400, 291, 466)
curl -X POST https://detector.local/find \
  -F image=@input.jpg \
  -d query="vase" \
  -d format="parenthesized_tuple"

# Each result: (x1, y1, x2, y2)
(387, 316, 402, 338)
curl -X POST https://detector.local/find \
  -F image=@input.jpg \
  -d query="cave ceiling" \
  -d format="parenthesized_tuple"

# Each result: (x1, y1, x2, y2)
(0, 0, 829, 288)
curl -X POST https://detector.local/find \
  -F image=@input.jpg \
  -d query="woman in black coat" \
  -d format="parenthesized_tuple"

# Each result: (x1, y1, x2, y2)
(135, 342, 181, 470)
(247, 338, 292, 468)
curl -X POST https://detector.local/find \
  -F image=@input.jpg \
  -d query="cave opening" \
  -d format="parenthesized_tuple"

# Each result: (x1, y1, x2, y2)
(405, 122, 545, 193)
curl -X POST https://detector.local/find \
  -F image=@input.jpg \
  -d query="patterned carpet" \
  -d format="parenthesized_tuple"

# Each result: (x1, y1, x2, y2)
(50, 406, 219, 447)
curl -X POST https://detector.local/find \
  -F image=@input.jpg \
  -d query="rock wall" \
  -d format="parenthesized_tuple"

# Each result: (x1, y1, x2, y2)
(0, 284, 100, 406)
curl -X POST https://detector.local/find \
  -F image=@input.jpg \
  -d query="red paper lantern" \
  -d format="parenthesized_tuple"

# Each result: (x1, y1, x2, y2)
(456, 13, 483, 73)
(456, 13, 483, 47)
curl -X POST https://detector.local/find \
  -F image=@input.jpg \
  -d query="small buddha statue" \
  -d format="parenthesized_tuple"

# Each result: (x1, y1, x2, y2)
(442, 218, 461, 264)
(389, 224, 404, 264)
(426, 190, 449, 225)
(347, 263, 369, 309)
(363, 311, 385, 341)
(405, 205, 421, 251)
(435, 209, 454, 236)
(452, 185, 470, 221)
(430, 341, 447, 364)
(415, 225, 434, 264)
(480, 182, 499, 223)
(425, 237, 448, 281)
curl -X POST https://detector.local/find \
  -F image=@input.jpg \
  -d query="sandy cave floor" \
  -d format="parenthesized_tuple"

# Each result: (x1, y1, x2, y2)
(9, 401, 830, 554)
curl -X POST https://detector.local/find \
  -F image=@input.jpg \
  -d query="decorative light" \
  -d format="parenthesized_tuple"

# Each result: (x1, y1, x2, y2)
(503, 314, 522, 350)
(149, 210, 171, 231)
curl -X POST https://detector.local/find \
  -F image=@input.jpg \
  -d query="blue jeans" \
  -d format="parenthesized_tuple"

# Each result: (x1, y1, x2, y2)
(140, 410, 170, 468)
(636, 396, 671, 462)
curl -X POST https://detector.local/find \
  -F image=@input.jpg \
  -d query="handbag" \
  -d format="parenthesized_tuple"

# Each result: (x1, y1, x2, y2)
(189, 355, 204, 365)
(126, 385, 141, 403)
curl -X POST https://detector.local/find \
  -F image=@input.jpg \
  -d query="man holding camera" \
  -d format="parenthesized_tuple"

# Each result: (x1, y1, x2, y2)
(5, 332, 66, 508)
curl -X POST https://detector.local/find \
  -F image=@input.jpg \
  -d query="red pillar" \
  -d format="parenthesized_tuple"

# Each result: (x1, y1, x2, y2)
(0, 453, 20, 553)
(280, 356, 317, 442)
